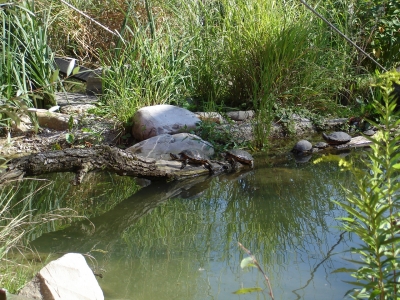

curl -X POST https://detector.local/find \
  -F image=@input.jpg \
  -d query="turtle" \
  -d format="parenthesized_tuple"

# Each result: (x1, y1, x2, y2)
(292, 140, 313, 154)
(170, 149, 213, 172)
(322, 131, 352, 145)
(225, 149, 254, 168)
(314, 141, 329, 149)
(363, 129, 375, 136)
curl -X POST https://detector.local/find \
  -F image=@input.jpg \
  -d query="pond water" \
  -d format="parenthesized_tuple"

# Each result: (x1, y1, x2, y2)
(19, 151, 360, 299)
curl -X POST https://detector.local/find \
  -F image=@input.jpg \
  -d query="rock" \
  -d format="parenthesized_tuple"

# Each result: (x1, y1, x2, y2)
(36, 111, 77, 131)
(216, 122, 253, 143)
(313, 141, 329, 149)
(18, 253, 104, 300)
(195, 112, 225, 124)
(126, 133, 214, 160)
(55, 92, 98, 107)
(131, 105, 201, 141)
(11, 115, 32, 134)
(318, 118, 348, 131)
(292, 115, 316, 135)
(86, 69, 103, 95)
(60, 104, 96, 115)
(226, 110, 254, 121)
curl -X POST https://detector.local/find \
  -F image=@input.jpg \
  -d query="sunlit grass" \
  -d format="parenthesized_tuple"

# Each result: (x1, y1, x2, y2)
(0, 180, 83, 292)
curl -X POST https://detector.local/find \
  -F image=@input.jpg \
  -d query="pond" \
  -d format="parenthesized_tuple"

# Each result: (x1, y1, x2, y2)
(13, 150, 359, 299)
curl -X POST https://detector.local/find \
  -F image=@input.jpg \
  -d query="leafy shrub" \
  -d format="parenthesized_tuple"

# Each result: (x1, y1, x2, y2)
(316, 70, 400, 298)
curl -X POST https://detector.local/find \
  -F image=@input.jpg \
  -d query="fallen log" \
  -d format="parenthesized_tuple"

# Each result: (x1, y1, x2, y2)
(0, 145, 230, 185)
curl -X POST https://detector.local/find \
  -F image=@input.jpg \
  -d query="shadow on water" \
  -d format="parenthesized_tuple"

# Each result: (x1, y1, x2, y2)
(20, 152, 358, 300)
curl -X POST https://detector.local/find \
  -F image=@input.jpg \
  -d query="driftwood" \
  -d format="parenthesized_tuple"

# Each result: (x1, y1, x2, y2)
(0, 145, 231, 185)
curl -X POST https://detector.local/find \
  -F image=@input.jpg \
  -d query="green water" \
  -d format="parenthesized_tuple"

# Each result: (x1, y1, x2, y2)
(22, 152, 357, 299)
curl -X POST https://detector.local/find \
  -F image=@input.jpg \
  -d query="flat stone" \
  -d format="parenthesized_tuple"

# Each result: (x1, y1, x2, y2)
(126, 133, 214, 160)
(195, 112, 225, 124)
(11, 115, 32, 134)
(60, 104, 96, 115)
(131, 105, 201, 141)
(55, 92, 98, 107)
(334, 135, 372, 149)
(36, 111, 77, 131)
(18, 253, 104, 300)
(226, 111, 254, 121)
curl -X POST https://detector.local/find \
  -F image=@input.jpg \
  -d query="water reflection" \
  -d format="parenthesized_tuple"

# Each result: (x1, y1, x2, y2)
(29, 155, 355, 299)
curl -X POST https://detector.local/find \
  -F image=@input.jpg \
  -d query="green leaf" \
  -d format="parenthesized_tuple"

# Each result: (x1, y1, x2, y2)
(233, 287, 263, 294)
(50, 69, 59, 83)
(65, 133, 74, 144)
(332, 268, 358, 274)
(392, 163, 400, 170)
(72, 66, 80, 76)
(240, 257, 255, 269)
(68, 116, 74, 131)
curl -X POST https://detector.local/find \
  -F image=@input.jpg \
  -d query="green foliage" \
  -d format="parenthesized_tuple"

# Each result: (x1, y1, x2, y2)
(325, 0, 400, 70)
(96, 0, 357, 133)
(100, 7, 192, 124)
(192, 120, 242, 155)
(0, 1, 60, 130)
(0, 181, 64, 292)
(0, 1, 58, 104)
(315, 70, 400, 299)
(354, 0, 400, 69)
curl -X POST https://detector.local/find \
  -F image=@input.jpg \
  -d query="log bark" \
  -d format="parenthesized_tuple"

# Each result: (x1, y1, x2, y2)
(0, 145, 230, 185)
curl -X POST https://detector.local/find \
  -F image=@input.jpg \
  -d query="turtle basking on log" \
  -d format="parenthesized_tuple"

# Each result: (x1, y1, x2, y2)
(170, 149, 214, 173)
(225, 149, 254, 168)
(322, 131, 352, 145)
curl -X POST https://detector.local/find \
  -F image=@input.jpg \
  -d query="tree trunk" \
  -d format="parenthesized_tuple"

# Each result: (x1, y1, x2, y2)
(0, 145, 229, 185)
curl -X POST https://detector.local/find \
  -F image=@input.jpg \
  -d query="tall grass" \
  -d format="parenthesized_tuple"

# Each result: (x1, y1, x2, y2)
(0, 1, 58, 106)
(97, 0, 355, 146)
(0, 180, 83, 292)
(0, 1, 60, 131)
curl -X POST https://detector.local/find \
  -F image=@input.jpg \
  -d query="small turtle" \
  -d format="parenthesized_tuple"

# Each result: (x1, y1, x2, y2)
(225, 149, 254, 168)
(170, 149, 213, 172)
(292, 140, 312, 154)
(314, 141, 329, 149)
(322, 131, 352, 145)
(363, 129, 375, 136)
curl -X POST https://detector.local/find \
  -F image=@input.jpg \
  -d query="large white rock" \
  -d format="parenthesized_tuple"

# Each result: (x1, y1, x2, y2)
(126, 133, 214, 160)
(18, 253, 103, 300)
(131, 105, 201, 141)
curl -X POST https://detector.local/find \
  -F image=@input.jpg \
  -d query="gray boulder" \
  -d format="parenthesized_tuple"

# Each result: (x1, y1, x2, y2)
(126, 133, 214, 160)
(18, 253, 103, 300)
(131, 105, 201, 141)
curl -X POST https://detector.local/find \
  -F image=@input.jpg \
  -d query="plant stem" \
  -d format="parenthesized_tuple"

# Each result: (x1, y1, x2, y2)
(238, 242, 275, 300)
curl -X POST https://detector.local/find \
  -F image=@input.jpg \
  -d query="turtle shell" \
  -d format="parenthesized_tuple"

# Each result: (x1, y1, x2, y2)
(292, 140, 312, 153)
(363, 129, 375, 136)
(170, 149, 213, 172)
(179, 149, 210, 163)
(314, 142, 329, 149)
(226, 149, 254, 167)
(322, 132, 351, 145)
